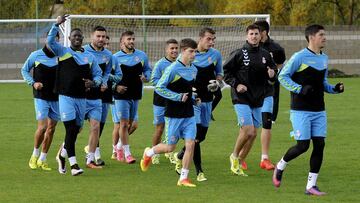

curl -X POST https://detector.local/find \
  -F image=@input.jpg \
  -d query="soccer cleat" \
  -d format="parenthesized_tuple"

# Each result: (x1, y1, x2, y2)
(116, 147, 125, 162)
(272, 167, 284, 188)
(196, 172, 207, 182)
(140, 147, 152, 171)
(305, 186, 326, 196)
(165, 152, 176, 164)
(95, 158, 105, 166)
(174, 153, 182, 175)
(86, 161, 102, 169)
(29, 155, 38, 169)
(125, 155, 136, 164)
(56, 148, 66, 174)
(260, 159, 275, 170)
(111, 152, 117, 160)
(177, 178, 196, 187)
(71, 164, 84, 176)
(37, 160, 52, 171)
(241, 160, 248, 170)
(151, 154, 160, 165)
(84, 145, 89, 154)
(229, 154, 240, 175)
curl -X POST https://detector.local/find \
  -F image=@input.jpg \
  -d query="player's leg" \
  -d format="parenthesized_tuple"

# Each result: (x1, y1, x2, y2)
(260, 96, 275, 170)
(128, 112, 138, 135)
(273, 111, 311, 187)
(111, 103, 120, 160)
(305, 112, 327, 196)
(95, 103, 109, 166)
(29, 99, 48, 169)
(272, 79, 280, 122)
(151, 105, 165, 164)
(211, 88, 222, 121)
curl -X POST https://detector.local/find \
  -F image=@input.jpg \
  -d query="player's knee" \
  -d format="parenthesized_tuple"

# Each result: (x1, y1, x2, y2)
(185, 140, 195, 151)
(296, 140, 310, 153)
(37, 125, 47, 134)
(262, 112, 272, 129)
(312, 137, 325, 151)
(165, 144, 176, 153)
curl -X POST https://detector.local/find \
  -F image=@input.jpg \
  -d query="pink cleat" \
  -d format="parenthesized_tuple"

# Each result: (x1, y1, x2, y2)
(116, 147, 125, 162)
(272, 167, 283, 188)
(305, 186, 326, 196)
(125, 155, 136, 164)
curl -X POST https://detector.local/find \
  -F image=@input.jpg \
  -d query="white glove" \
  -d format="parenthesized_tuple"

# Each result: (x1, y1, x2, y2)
(207, 80, 219, 92)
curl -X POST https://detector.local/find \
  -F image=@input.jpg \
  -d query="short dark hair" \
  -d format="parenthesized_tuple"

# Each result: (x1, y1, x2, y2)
(254, 20, 270, 33)
(166, 39, 178, 45)
(180, 38, 197, 50)
(106, 35, 110, 40)
(199, 27, 215, 37)
(246, 24, 260, 33)
(305, 24, 325, 42)
(120, 30, 134, 41)
(92, 25, 106, 32)
(70, 28, 82, 34)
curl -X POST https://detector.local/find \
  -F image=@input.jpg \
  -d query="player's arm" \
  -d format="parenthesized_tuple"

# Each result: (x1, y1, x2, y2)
(150, 60, 163, 86)
(47, 21, 66, 57)
(215, 50, 224, 80)
(278, 53, 302, 94)
(155, 67, 182, 102)
(110, 56, 123, 84)
(101, 56, 112, 87)
(142, 54, 152, 82)
(323, 69, 344, 94)
(21, 53, 36, 86)
(266, 52, 277, 84)
(223, 50, 241, 88)
(90, 59, 102, 87)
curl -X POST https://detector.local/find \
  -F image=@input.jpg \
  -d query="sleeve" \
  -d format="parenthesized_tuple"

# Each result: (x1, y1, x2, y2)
(142, 54, 152, 80)
(278, 53, 302, 94)
(155, 67, 182, 102)
(223, 50, 241, 88)
(215, 50, 224, 77)
(21, 52, 36, 86)
(91, 59, 103, 87)
(323, 69, 336, 94)
(266, 52, 277, 83)
(101, 55, 112, 86)
(110, 56, 123, 84)
(47, 24, 66, 56)
(150, 60, 163, 86)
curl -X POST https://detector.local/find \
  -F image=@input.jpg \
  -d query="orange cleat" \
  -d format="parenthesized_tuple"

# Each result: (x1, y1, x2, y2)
(260, 159, 275, 170)
(177, 178, 196, 187)
(140, 147, 152, 171)
(241, 160, 248, 170)
(86, 161, 103, 169)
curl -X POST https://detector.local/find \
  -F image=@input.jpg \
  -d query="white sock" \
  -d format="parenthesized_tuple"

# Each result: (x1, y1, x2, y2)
(306, 172, 318, 190)
(116, 140, 123, 150)
(145, 148, 155, 157)
(60, 148, 68, 158)
(32, 148, 40, 157)
(231, 153, 238, 159)
(95, 147, 101, 159)
(112, 145, 116, 153)
(123, 145, 131, 157)
(69, 156, 77, 166)
(179, 168, 189, 181)
(277, 158, 287, 170)
(39, 152, 47, 161)
(86, 152, 95, 164)
(261, 154, 269, 161)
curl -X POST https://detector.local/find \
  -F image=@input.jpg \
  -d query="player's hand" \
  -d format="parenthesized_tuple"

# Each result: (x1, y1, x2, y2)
(56, 14, 69, 26)
(116, 85, 127, 94)
(100, 84, 107, 92)
(334, 82, 344, 93)
(180, 93, 189, 102)
(139, 74, 148, 82)
(299, 85, 314, 96)
(33, 82, 43, 90)
(83, 78, 94, 88)
(267, 67, 275, 78)
(195, 98, 201, 106)
(236, 84, 247, 93)
(207, 80, 219, 92)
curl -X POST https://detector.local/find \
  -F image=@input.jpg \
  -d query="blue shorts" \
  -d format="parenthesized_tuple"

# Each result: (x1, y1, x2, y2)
(194, 102, 212, 127)
(85, 99, 102, 122)
(153, 105, 165, 125)
(101, 103, 110, 123)
(111, 103, 119, 123)
(234, 104, 262, 128)
(114, 99, 139, 120)
(164, 116, 196, 145)
(34, 98, 60, 121)
(59, 95, 86, 126)
(290, 110, 327, 140)
(261, 96, 274, 113)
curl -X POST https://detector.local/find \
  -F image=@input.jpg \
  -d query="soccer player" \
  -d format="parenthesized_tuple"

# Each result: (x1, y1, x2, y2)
(83, 26, 121, 168)
(272, 24, 344, 196)
(150, 39, 179, 165)
(250, 20, 286, 170)
(49, 15, 102, 176)
(175, 27, 223, 181)
(224, 24, 276, 176)
(140, 38, 198, 188)
(113, 30, 151, 164)
(22, 31, 60, 171)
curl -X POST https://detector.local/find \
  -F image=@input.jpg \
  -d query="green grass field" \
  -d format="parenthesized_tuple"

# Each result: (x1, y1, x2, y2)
(0, 78, 359, 202)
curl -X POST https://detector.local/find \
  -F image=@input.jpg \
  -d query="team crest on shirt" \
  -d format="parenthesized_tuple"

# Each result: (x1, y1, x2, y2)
(208, 57, 212, 64)
(262, 57, 266, 64)
(135, 56, 140, 62)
